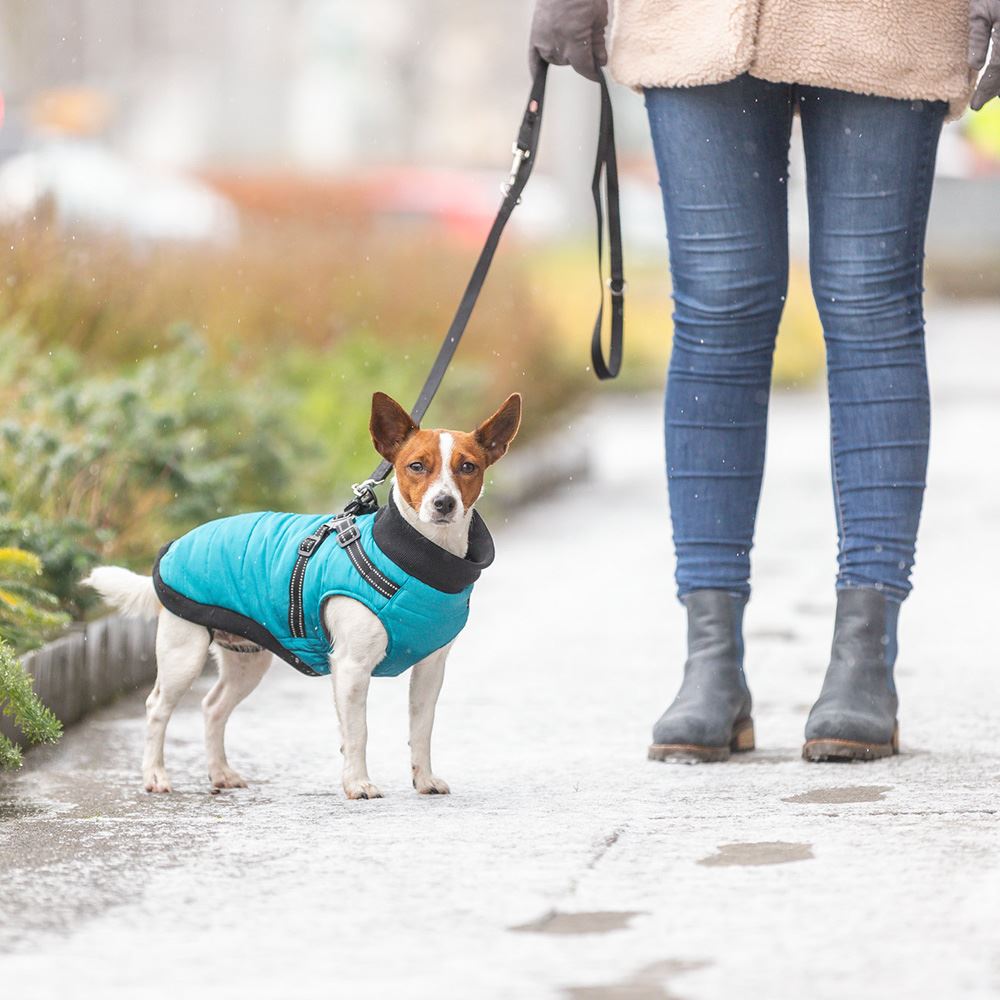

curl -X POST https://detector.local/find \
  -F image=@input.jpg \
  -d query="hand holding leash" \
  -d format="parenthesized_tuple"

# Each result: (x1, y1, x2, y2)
(529, 0, 609, 82)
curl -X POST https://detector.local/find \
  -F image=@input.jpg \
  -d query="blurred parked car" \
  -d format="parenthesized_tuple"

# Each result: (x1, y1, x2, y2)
(0, 142, 238, 245)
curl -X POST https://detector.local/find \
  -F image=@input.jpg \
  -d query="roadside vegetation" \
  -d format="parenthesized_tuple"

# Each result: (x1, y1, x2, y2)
(0, 638, 62, 768)
(0, 212, 824, 655)
(0, 547, 69, 653)
(0, 218, 586, 648)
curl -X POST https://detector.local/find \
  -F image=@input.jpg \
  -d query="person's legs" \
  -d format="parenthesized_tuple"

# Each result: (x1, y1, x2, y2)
(644, 76, 793, 760)
(799, 87, 945, 760)
(647, 75, 793, 598)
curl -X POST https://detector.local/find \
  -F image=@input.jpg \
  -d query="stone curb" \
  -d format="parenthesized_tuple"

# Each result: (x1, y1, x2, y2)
(1, 615, 157, 750)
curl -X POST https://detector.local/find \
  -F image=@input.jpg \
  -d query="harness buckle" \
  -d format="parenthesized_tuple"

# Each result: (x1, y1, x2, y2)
(334, 517, 361, 547)
(298, 518, 339, 557)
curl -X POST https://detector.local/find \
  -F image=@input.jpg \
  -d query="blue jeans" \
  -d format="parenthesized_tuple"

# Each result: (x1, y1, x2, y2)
(645, 75, 946, 602)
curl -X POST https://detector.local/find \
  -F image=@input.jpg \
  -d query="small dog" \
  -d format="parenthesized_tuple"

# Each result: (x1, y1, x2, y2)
(84, 390, 521, 799)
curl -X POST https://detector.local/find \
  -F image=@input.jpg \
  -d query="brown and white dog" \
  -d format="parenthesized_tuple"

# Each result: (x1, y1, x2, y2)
(84, 391, 521, 800)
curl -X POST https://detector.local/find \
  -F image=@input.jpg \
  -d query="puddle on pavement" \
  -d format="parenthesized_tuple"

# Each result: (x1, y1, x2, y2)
(698, 841, 813, 867)
(563, 959, 709, 1000)
(783, 785, 892, 805)
(510, 910, 643, 935)
(0, 800, 44, 821)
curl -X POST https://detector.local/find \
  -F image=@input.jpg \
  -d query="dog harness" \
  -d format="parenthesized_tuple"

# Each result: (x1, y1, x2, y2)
(152, 501, 494, 678)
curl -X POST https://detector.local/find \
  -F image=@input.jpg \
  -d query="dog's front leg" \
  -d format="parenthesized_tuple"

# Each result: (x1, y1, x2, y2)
(409, 643, 452, 795)
(332, 655, 382, 799)
(325, 596, 387, 800)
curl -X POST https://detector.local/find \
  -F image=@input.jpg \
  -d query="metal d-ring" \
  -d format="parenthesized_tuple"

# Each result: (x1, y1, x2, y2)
(501, 143, 530, 202)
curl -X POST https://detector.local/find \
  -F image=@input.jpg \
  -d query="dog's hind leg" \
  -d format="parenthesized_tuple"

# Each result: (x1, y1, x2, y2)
(144, 609, 210, 793)
(202, 645, 271, 789)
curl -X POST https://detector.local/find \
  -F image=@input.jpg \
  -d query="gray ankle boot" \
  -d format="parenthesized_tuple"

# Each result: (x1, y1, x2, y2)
(648, 590, 754, 763)
(803, 588, 900, 762)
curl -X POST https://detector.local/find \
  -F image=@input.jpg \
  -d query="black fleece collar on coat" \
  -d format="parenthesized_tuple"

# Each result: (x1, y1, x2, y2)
(371, 500, 494, 594)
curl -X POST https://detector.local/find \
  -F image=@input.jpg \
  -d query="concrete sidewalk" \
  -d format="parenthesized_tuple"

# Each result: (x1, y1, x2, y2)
(2, 305, 999, 1000)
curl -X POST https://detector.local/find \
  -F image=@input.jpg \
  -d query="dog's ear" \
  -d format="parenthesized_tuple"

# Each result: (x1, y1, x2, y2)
(474, 393, 522, 466)
(370, 392, 418, 462)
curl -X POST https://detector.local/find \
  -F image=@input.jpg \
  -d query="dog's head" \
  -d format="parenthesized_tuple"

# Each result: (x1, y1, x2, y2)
(369, 391, 522, 525)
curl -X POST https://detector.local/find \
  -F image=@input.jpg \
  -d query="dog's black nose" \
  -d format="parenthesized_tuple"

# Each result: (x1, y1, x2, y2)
(432, 494, 457, 514)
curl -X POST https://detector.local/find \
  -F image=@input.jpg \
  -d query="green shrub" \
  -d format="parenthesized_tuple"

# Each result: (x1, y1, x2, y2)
(0, 323, 298, 570)
(280, 328, 584, 499)
(0, 508, 100, 620)
(0, 637, 62, 769)
(0, 547, 69, 653)
(0, 323, 313, 622)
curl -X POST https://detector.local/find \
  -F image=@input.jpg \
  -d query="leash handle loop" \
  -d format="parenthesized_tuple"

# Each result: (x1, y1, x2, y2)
(590, 72, 625, 380)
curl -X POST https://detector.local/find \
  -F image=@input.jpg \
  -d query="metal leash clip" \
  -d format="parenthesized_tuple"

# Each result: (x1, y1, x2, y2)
(345, 478, 383, 516)
(501, 143, 530, 202)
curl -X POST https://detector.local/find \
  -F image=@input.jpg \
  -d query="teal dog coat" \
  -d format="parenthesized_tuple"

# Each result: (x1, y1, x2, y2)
(153, 501, 494, 678)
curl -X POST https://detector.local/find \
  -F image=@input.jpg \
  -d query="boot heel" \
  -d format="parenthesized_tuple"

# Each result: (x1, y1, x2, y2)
(802, 719, 899, 762)
(730, 718, 755, 753)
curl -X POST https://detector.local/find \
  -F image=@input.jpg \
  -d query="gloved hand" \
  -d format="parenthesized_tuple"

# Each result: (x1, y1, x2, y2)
(970, 0, 1000, 110)
(528, 0, 608, 82)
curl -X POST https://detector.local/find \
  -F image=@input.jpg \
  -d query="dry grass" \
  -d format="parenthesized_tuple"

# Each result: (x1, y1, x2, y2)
(0, 218, 593, 435)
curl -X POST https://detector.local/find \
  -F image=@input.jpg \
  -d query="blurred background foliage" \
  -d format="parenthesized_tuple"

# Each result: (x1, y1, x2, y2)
(0, 208, 823, 635)
(0, 209, 595, 626)
(2, 0, 993, 648)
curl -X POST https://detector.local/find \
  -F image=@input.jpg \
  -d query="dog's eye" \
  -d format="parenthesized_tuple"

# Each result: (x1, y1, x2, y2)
(407, 461, 425, 473)
(458, 461, 478, 475)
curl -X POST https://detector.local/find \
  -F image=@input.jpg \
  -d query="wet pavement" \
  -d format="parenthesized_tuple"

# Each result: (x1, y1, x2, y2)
(1, 305, 999, 999)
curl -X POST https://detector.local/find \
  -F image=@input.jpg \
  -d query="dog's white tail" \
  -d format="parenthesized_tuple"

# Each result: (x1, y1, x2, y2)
(83, 566, 162, 620)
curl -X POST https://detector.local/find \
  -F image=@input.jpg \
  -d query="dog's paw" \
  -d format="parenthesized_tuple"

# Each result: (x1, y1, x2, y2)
(412, 770, 450, 796)
(209, 766, 248, 790)
(344, 779, 383, 800)
(143, 767, 172, 794)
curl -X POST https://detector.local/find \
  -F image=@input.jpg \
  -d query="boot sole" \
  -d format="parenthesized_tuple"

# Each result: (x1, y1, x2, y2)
(648, 718, 755, 764)
(802, 724, 899, 763)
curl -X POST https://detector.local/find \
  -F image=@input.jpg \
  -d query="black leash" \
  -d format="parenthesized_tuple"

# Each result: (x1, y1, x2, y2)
(355, 62, 624, 512)
(287, 64, 625, 638)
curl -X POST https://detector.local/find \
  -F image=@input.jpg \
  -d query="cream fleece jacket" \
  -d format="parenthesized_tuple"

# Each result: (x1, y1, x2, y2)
(609, 0, 975, 118)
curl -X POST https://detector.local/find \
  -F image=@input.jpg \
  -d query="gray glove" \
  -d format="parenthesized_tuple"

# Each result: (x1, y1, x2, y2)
(970, 0, 1000, 110)
(528, 0, 608, 82)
